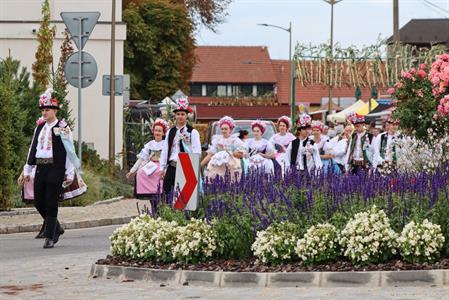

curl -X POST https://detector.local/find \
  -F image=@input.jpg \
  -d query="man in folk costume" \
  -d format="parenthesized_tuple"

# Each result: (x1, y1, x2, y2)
(18, 89, 76, 248)
(344, 112, 374, 174)
(285, 113, 322, 173)
(160, 96, 201, 195)
(372, 116, 402, 170)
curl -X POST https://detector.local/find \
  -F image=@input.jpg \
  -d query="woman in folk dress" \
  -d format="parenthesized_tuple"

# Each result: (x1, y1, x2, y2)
(246, 120, 276, 174)
(201, 116, 246, 181)
(269, 116, 296, 173)
(127, 119, 168, 198)
(311, 120, 337, 173)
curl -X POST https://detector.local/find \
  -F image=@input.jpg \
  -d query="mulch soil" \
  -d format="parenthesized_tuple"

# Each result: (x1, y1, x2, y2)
(97, 256, 449, 272)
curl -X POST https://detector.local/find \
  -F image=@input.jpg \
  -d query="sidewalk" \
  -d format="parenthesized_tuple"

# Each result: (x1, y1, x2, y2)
(0, 198, 148, 234)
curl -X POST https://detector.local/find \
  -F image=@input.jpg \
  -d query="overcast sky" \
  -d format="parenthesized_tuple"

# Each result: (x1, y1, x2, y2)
(195, 0, 449, 59)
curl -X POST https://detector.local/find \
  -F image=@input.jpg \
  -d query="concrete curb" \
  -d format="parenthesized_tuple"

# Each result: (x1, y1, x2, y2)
(0, 208, 38, 217)
(90, 264, 449, 288)
(90, 196, 125, 206)
(0, 196, 126, 217)
(0, 216, 135, 234)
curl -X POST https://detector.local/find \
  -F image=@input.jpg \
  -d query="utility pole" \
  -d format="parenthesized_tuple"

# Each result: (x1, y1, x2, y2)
(109, 0, 116, 162)
(289, 22, 295, 123)
(323, 0, 342, 117)
(393, 0, 400, 42)
(258, 22, 295, 122)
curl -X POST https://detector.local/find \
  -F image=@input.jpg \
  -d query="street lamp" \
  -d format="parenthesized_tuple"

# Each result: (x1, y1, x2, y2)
(322, 0, 342, 116)
(258, 22, 295, 123)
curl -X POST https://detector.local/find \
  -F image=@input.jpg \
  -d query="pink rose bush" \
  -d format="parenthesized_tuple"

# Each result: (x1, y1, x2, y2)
(388, 56, 449, 139)
(429, 53, 449, 97)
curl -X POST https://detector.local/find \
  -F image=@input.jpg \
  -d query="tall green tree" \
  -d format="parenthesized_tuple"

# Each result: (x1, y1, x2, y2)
(124, 0, 195, 101)
(32, 0, 55, 91)
(0, 57, 28, 210)
(124, 0, 231, 31)
(23, 0, 56, 138)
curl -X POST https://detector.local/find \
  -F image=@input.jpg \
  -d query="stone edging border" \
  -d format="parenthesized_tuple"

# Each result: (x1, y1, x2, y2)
(0, 207, 37, 217)
(89, 196, 125, 206)
(90, 264, 449, 288)
(0, 216, 134, 234)
(0, 196, 125, 217)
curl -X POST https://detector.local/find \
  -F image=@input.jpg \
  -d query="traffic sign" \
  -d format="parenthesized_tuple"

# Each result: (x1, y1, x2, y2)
(64, 51, 98, 88)
(102, 75, 123, 95)
(60, 12, 100, 50)
(173, 153, 201, 211)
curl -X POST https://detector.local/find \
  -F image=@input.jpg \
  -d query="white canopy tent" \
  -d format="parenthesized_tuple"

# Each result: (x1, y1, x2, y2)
(326, 100, 366, 123)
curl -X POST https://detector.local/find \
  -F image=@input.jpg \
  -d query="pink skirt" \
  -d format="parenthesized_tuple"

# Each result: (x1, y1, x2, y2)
(135, 162, 163, 197)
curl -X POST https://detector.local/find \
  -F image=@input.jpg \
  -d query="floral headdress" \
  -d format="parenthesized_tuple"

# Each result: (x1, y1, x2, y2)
(251, 120, 266, 134)
(152, 118, 168, 133)
(219, 116, 235, 130)
(297, 113, 312, 129)
(346, 111, 366, 125)
(277, 115, 291, 129)
(311, 120, 324, 132)
(173, 96, 192, 113)
(39, 88, 60, 110)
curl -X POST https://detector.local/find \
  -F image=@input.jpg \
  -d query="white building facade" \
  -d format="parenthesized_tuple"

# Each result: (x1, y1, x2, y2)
(0, 0, 126, 160)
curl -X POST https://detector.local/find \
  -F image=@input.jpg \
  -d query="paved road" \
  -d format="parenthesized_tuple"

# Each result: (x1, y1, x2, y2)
(1, 226, 449, 299)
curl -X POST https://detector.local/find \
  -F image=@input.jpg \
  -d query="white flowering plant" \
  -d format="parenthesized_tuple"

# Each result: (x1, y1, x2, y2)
(398, 219, 445, 263)
(396, 131, 449, 173)
(109, 216, 179, 262)
(295, 223, 339, 264)
(110, 216, 217, 263)
(172, 218, 217, 264)
(339, 206, 398, 264)
(251, 222, 299, 264)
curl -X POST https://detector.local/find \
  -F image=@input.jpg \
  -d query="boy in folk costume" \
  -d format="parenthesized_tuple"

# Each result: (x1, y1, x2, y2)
(18, 89, 78, 248)
(285, 113, 322, 173)
(344, 112, 374, 174)
(159, 96, 201, 195)
(372, 116, 402, 170)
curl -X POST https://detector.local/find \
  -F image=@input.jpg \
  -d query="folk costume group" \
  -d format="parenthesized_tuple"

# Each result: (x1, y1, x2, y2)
(18, 91, 402, 249)
(129, 96, 403, 199)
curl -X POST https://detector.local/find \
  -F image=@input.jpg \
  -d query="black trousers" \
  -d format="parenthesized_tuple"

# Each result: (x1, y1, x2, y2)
(163, 165, 176, 195)
(34, 164, 64, 238)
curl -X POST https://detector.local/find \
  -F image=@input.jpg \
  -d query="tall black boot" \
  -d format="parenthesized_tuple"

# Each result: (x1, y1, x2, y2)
(35, 221, 46, 239)
(43, 217, 57, 249)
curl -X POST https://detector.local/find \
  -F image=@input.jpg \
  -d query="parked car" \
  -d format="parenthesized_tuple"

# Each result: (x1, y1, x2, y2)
(202, 119, 277, 151)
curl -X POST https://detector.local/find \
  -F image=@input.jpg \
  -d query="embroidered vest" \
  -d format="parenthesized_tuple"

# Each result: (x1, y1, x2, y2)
(166, 125, 193, 165)
(27, 122, 67, 168)
(290, 137, 315, 168)
(348, 132, 373, 164)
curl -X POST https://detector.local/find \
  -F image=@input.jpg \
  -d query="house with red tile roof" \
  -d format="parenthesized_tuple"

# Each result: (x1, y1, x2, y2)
(189, 46, 376, 122)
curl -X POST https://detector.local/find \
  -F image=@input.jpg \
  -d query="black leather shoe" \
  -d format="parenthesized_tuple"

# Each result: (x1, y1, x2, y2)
(53, 223, 65, 244)
(43, 238, 55, 248)
(58, 224, 65, 236)
(53, 230, 62, 244)
(35, 222, 46, 239)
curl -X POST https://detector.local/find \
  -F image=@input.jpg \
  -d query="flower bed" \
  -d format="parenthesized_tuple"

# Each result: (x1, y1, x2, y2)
(108, 203, 448, 268)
